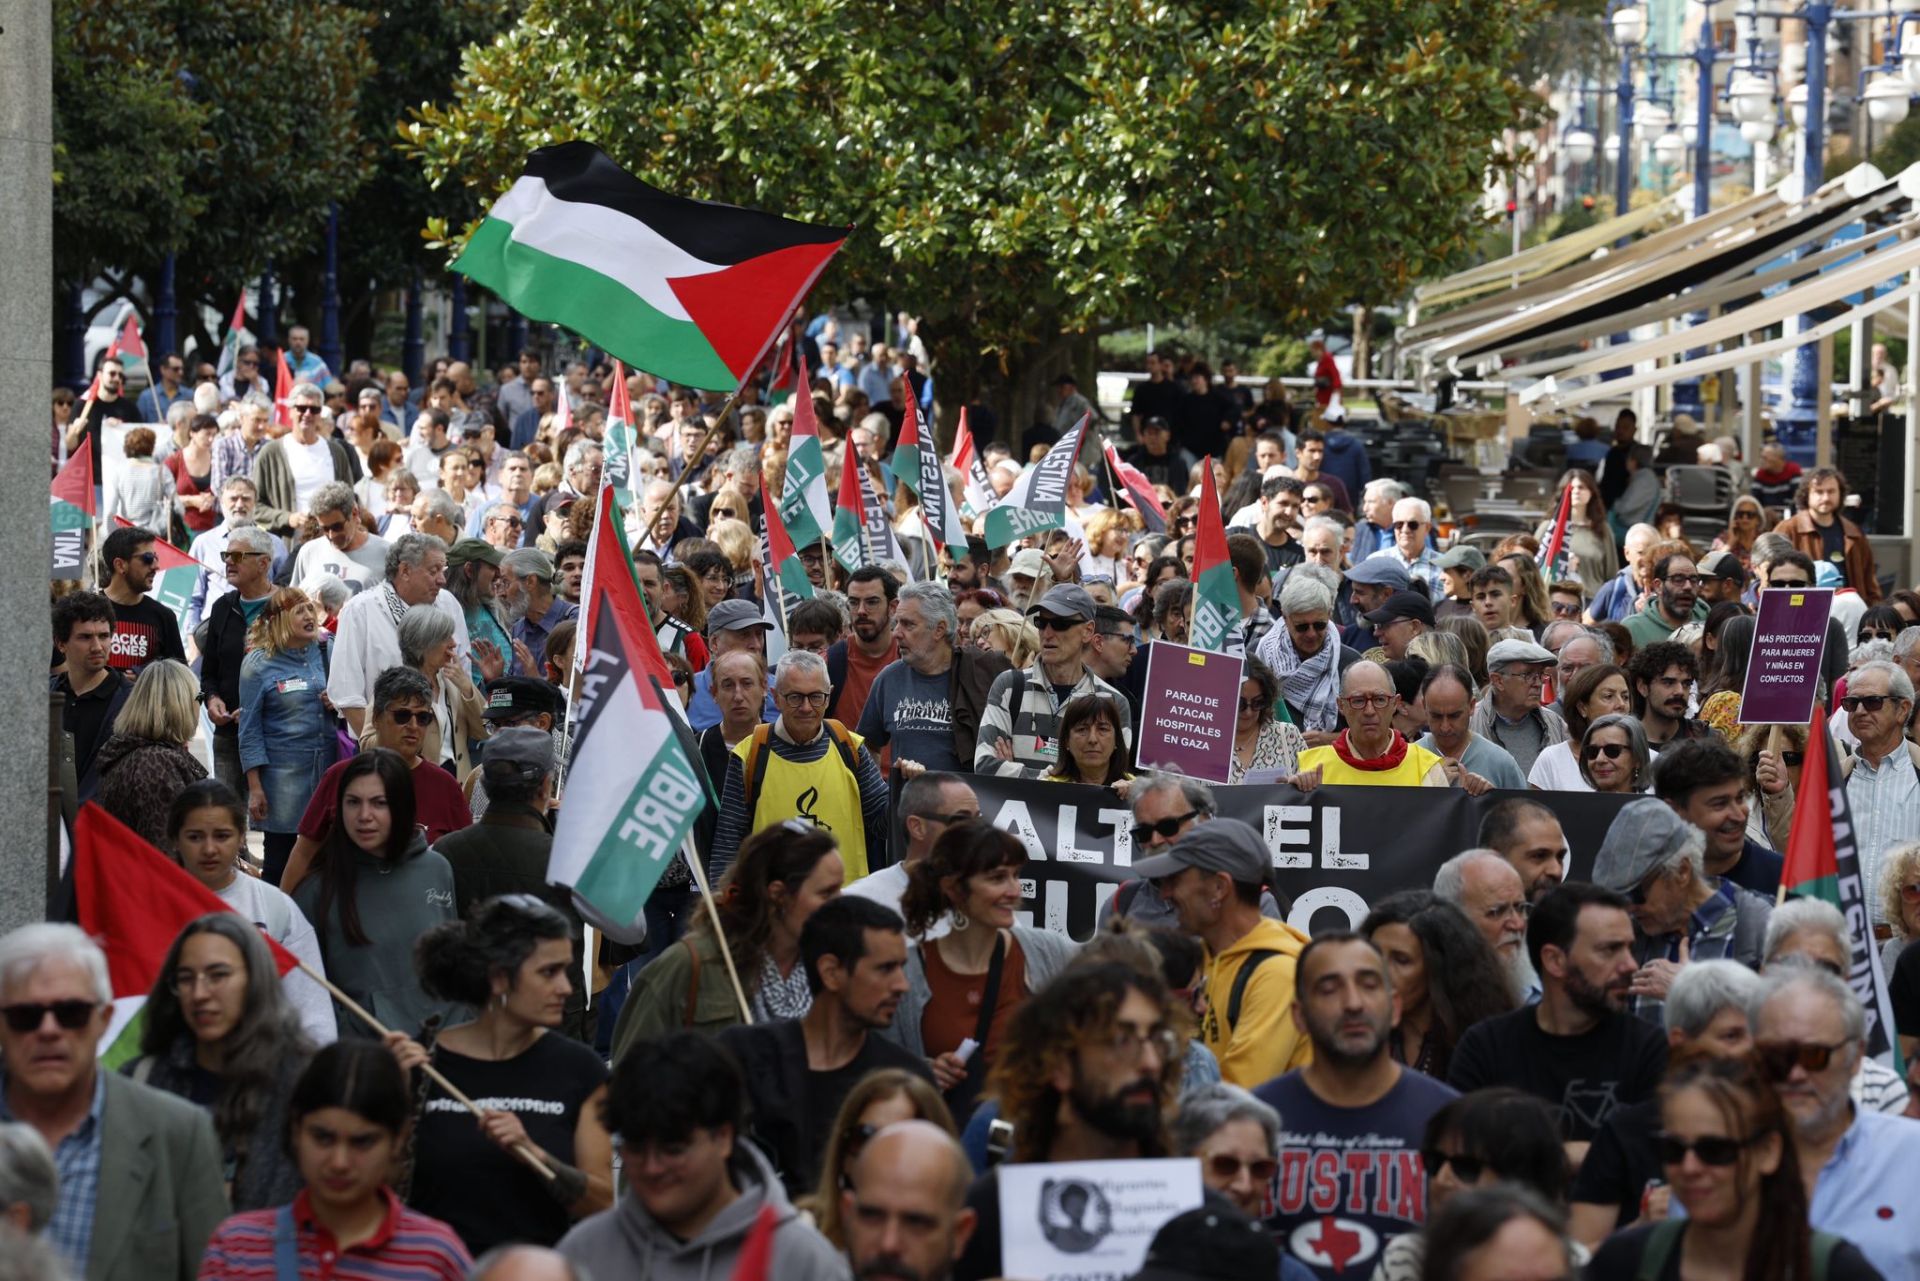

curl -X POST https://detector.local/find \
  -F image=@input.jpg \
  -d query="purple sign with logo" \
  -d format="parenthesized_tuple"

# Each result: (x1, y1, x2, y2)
(1738, 587, 1835, 725)
(1135, 641, 1243, 784)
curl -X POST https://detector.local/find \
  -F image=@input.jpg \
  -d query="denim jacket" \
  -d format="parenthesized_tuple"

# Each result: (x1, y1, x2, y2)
(238, 640, 334, 773)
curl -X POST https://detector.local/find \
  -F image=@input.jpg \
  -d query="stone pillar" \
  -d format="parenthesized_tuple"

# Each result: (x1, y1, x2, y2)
(0, 0, 55, 931)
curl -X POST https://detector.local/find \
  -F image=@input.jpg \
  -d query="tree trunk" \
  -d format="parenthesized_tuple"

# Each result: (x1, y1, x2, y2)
(1351, 306, 1373, 385)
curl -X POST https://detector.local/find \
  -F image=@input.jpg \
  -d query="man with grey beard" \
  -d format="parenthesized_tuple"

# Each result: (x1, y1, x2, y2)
(499, 547, 578, 663)
(1434, 849, 1537, 1002)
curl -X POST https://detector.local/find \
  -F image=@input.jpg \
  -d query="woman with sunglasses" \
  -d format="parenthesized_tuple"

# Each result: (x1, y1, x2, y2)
(1229, 655, 1306, 783)
(127, 914, 313, 1211)
(1875, 840, 1920, 976)
(1585, 1052, 1879, 1281)
(1853, 604, 1904, 649)
(238, 587, 334, 883)
(290, 748, 460, 1040)
(1169, 1085, 1319, 1281)
(1734, 722, 1809, 853)
(1043, 693, 1135, 792)
(802, 1069, 955, 1249)
(1539, 468, 1619, 597)
(1578, 713, 1652, 794)
(1528, 662, 1632, 791)
(1713, 495, 1769, 572)
(388, 896, 613, 1253)
(1361, 892, 1516, 1082)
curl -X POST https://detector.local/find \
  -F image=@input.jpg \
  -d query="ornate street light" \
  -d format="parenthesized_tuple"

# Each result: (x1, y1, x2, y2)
(1612, 4, 1648, 48)
(1864, 73, 1912, 125)
(1564, 128, 1598, 165)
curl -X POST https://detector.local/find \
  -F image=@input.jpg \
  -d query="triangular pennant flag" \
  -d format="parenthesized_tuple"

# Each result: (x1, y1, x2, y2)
(1536, 482, 1573, 583)
(273, 348, 296, 429)
(1781, 703, 1901, 1064)
(855, 451, 913, 579)
(892, 392, 927, 498)
(50, 448, 97, 579)
(52, 447, 97, 516)
(778, 346, 832, 547)
(981, 412, 1089, 549)
(951, 411, 994, 521)
(581, 484, 676, 698)
(727, 1206, 780, 1281)
(555, 378, 573, 434)
(832, 451, 871, 573)
(764, 476, 816, 603)
(1104, 439, 1168, 534)
(113, 313, 148, 374)
(215, 293, 247, 384)
(604, 362, 638, 507)
(1188, 457, 1243, 652)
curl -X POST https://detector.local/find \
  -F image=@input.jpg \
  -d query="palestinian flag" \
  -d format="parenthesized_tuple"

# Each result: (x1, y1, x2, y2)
(113, 517, 196, 638)
(894, 390, 963, 555)
(550, 573, 706, 945)
(765, 476, 816, 604)
(555, 378, 573, 434)
(1535, 482, 1574, 584)
(981, 412, 1089, 549)
(603, 360, 638, 507)
(832, 450, 871, 574)
(1781, 703, 1901, 1064)
(856, 452, 913, 578)
(51, 448, 95, 580)
(1105, 439, 1168, 534)
(71, 803, 299, 1065)
(112, 313, 148, 377)
(779, 344, 832, 546)
(1188, 457, 1242, 652)
(215, 294, 247, 384)
(892, 391, 928, 498)
(951, 412, 994, 521)
(453, 142, 849, 392)
(272, 347, 296, 430)
(579, 484, 675, 697)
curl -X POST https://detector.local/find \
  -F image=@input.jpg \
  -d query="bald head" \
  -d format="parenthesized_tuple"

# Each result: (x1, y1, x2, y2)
(468, 1245, 585, 1281)
(1341, 660, 1392, 698)
(856, 1121, 972, 1208)
(1434, 849, 1528, 970)
(845, 1121, 978, 1281)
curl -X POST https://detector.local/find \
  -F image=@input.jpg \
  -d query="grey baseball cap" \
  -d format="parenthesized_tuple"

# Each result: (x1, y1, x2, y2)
(1131, 817, 1269, 887)
(1028, 583, 1099, 622)
(1591, 799, 1699, 892)
(1345, 557, 1410, 589)
(480, 726, 554, 785)
(706, 598, 773, 635)
(1487, 637, 1557, 668)
(1436, 544, 1487, 572)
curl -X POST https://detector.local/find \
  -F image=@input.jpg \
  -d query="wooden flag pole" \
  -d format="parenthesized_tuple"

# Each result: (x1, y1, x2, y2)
(676, 836, 756, 1023)
(294, 959, 558, 1181)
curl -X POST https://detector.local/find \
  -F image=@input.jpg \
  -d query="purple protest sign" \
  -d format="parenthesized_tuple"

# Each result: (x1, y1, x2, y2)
(1135, 641, 1243, 784)
(1738, 587, 1835, 724)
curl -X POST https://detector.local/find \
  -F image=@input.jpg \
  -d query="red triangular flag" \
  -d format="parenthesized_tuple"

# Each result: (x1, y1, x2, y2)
(727, 1205, 780, 1281)
(1104, 440, 1168, 533)
(115, 314, 148, 364)
(273, 349, 296, 429)
(52, 447, 97, 517)
(584, 484, 676, 695)
(72, 803, 298, 999)
(111, 515, 196, 569)
(1781, 701, 1842, 900)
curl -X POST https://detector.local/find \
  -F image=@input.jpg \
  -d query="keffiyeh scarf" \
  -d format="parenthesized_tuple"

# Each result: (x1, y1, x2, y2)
(1258, 621, 1344, 731)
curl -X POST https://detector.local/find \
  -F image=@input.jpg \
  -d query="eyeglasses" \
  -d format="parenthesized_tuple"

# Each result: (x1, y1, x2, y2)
(1341, 694, 1395, 710)
(221, 550, 267, 563)
(1, 999, 98, 1033)
(169, 966, 238, 995)
(384, 708, 432, 726)
(1481, 901, 1530, 923)
(1034, 616, 1084, 633)
(292, 404, 323, 416)
(1755, 1039, 1851, 1079)
(781, 690, 830, 709)
(1392, 520, 1427, 531)
(1290, 620, 1328, 633)
(1097, 631, 1138, 648)
(1421, 1150, 1490, 1182)
(490, 515, 525, 528)
(1496, 669, 1547, 686)
(133, 551, 159, 566)
(1130, 812, 1199, 843)
(1583, 742, 1628, 761)
(1655, 1132, 1761, 1167)
(1204, 1154, 1279, 1183)
(1101, 1024, 1181, 1064)
(1662, 574, 1703, 587)
(1840, 694, 1901, 713)
(1238, 697, 1270, 713)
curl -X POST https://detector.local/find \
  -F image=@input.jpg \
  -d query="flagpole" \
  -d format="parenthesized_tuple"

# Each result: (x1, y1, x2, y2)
(294, 959, 559, 1181)
(677, 836, 755, 1023)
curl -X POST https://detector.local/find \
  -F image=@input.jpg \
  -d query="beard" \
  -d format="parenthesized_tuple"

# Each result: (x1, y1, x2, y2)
(1306, 1010, 1391, 1069)
(1070, 1073, 1165, 1146)
(1502, 947, 1537, 1003)
(503, 591, 531, 626)
(857, 1255, 945, 1281)
(1563, 963, 1626, 1019)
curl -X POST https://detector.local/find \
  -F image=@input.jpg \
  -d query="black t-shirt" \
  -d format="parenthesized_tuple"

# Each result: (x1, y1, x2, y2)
(77, 393, 139, 477)
(1816, 517, 1847, 568)
(1892, 941, 1920, 1037)
(1130, 379, 1181, 428)
(1446, 1007, 1668, 1143)
(409, 1033, 608, 1253)
(109, 594, 188, 678)
(1175, 388, 1235, 460)
(1586, 1222, 1883, 1281)
(1261, 534, 1305, 579)
(1570, 1095, 1661, 1227)
(57, 669, 127, 786)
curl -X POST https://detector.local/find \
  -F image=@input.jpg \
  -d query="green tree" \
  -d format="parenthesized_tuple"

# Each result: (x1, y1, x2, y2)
(408, 0, 1547, 426)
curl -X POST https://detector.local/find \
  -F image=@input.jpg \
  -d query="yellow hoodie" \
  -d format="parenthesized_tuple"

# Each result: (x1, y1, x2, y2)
(1200, 916, 1314, 1088)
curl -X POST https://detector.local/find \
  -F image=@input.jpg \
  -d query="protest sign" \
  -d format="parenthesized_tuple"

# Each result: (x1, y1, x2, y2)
(1739, 587, 1835, 724)
(999, 1158, 1202, 1281)
(1135, 642, 1242, 784)
(958, 775, 1638, 940)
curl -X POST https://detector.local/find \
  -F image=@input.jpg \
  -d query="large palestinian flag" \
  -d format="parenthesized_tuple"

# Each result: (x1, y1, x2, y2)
(454, 143, 849, 391)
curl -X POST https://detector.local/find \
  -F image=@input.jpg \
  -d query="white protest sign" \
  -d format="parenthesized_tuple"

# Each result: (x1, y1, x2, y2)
(998, 1158, 1203, 1281)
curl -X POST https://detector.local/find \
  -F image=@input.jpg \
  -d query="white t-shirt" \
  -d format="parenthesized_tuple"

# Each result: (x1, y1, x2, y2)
(1526, 739, 1591, 792)
(293, 532, 391, 596)
(287, 435, 336, 514)
(843, 862, 951, 940)
(214, 872, 338, 1046)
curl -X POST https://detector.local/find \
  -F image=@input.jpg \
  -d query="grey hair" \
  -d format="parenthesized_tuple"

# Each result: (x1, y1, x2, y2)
(1750, 964, 1866, 1046)
(1391, 496, 1434, 523)
(1849, 657, 1915, 702)
(1664, 958, 1762, 1042)
(1579, 627, 1621, 663)
(563, 441, 604, 473)
(1363, 479, 1407, 502)
(773, 648, 830, 687)
(0, 1123, 56, 1232)
(398, 604, 456, 668)
(385, 531, 447, 581)
(1288, 562, 1343, 595)
(308, 480, 357, 519)
(166, 399, 196, 430)
(483, 500, 522, 525)
(288, 381, 324, 404)
(1540, 620, 1586, 653)
(1130, 770, 1217, 821)
(1763, 896, 1849, 966)
(1300, 515, 1344, 541)
(1750, 532, 1796, 567)
(1892, 627, 1920, 659)
(372, 664, 435, 715)
(220, 474, 259, 498)
(1170, 1083, 1281, 1159)
(227, 525, 274, 556)
(1659, 825, 1708, 883)
(500, 547, 554, 581)
(418, 490, 462, 529)
(724, 443, 758, 476)
(1432, 849, 1508, 905)
(468, 1246, 591, 1281)
(301, 573, 352, 614)
(1278, 574, 1335, 618)
(1848, 641, 1893, 670)
(0, 922, 112, 1005)
(1580, 714, 1652, 791)
(897, 580, 957, 639)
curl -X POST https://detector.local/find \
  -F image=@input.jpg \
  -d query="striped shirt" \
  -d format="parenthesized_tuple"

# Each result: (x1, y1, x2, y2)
(0, 1069, 104, 1275)
(1846, 745, 1920, 926)
(708, 717, 891, 882)
(198, 1188, 471, 1281)
(973, 662, 1132, 778)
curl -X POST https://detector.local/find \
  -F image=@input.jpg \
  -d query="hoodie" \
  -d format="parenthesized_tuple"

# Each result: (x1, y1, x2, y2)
(1199, 916, 1313, 1088)
(556, 1141, 849, 1281)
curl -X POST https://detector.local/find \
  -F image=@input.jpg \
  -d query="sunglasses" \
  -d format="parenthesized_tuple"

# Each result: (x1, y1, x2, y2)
(1769, 578, 1812, 588)
(2, 999, 98, 1033)
(292, 404, 323, 416)
(222, 550, 267, 563)
(1392, 520, 1427, 531)
(1034, 616, 1084, 633)
(712, 508, 737, 518)
(1205, 1154, 1279, 1183)
(1755, 1039, 1850, 1079)
(1781, 750, 1805, 767)
(1130, 811, 1199, 843)
(1239, 697, 1270, 713)
(133, 551, 159, 566)
(1584, 742, 1628, 760)
(1840, 695, 1900, 713)
(1290, 620, 1328, 633)
(1655, 1132, 1759, 1167)
(1421, 1150, 1490, 1181)
(1174, 516, 1198, 530)
(385, 708, 433, 726)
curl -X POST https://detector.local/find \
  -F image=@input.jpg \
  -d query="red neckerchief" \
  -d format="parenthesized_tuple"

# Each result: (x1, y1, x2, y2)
(1331, 729, 1409, 771)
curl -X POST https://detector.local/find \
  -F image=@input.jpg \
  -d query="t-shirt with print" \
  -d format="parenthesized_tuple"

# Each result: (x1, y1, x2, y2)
(293, 532, 392, 596)
(1447, 1006, 1669, 1143)
(856, 660, 962, 772)
(109, 593, 188, 677)
(1253, 1068, 1459, 1281)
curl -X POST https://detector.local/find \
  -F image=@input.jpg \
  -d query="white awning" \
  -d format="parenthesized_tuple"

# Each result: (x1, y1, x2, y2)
(1412, 193, 1683, 309)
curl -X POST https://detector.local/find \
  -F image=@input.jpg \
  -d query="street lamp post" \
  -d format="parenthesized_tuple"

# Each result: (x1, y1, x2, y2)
(450, 277, 471, 363)
(155, 254, 178, 360)
(320, 203, 343, 378)
(403, 268, 425, 388)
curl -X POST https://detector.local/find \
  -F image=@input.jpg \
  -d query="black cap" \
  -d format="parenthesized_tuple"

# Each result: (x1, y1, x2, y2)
(1128, 1205, 1277, 1281)
(1363, 590, 1436, 629)
(483, 676, 564, 722)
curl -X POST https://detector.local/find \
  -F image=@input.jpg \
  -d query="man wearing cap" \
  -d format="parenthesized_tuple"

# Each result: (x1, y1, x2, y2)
(1696, 549, 1748, 607)
(1337, 556, 1408, 652)
(1291, 662, 1449, 787)
(445, 537, 525, 685)
(1416, 662, 1525, 791)
(328, 532, 470, 735)
(686, 599, 778, 732)
(468, 676, 565, 813)
(826, 566, 900, 731)
(1623, 552, 1708, 649)
(433, 726, 591, 1039)
(1469, 638, 1568, 779)
(1362, 497, 1445, 597)
(1122, 416, 1196, 493)
(1434, 544, 1483, 622)
(1049, 371, 1094, 436)
(1365, 590, 1433, 662)
(1137, 819, 1311, 1088)
(975, 584, 1133, 777)
(1590, 799, 1772, 1026)
(499, 547, 579, 660)
(1003, 546, 1048, 613)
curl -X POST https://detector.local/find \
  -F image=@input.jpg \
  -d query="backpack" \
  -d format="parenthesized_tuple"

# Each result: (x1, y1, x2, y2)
(1634, 1220, 1841, 1281)
(1226, 949, 1281, 1032)
(739, 720, 861, 818)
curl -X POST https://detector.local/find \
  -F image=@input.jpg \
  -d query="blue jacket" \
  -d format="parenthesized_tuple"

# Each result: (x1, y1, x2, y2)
(1318, 429, 1373, 507)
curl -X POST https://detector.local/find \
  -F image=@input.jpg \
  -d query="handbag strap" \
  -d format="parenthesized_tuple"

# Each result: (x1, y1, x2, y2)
(272, 1203, 301, 1281)
(956, 933, 1009, 1100)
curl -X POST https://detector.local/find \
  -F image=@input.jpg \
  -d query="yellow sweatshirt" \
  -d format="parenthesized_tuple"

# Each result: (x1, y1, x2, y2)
(1200, 916, 1314, 1088)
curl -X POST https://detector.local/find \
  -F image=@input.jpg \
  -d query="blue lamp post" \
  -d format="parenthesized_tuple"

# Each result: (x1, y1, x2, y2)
(1640, 17, 1724, 419)
(155, 254, 178, 359)
(320, 203, 343, 378)
(450, 277, 471, 363)
(403, 269, 425, 387)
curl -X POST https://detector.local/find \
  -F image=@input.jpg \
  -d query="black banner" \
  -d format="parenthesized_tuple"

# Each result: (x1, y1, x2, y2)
(961, 779, 1641, 940)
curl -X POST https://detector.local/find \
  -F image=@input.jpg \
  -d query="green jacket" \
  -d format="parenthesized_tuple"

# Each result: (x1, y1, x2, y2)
(611, 930, 753, 1064)
(89, 1070, 231, 1281)
(250, 434, 355, 534)
(1622, 596, 1708, 650)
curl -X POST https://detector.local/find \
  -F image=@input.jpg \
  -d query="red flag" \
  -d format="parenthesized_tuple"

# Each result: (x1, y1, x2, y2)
(1782, 702, 1842, 899)
(1536, 483, 1573, 580)
(114, 314, 148, 367)
(272, 349, 296, 429)
(765, 469, 800, 565)
(52, 446, 97, 516)
(110, 516, 195, 568)
(583, 484, 675, 695)
(728, 1205, 780, 1281)
(1103, 440, 1168, 533)
(72, 803, 298, 999)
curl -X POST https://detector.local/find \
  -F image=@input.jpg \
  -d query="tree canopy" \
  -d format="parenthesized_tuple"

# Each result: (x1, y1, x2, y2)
(411, 0, 1549, 416)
